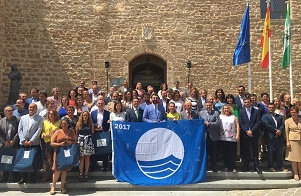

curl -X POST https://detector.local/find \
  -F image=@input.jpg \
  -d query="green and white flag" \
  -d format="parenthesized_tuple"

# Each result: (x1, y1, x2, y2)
(281, 2, 290, 69)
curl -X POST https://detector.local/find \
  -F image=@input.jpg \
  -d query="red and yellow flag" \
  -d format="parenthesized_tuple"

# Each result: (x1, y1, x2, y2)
(260, 4, 271, 69)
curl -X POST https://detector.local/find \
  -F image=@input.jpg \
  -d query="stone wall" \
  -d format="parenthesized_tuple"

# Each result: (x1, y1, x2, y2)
(0, 0, 300, 107)
(0, 0, 4, 102)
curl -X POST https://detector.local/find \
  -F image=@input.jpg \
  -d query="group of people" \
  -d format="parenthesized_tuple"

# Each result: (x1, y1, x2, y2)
(0, 79, 301, 194)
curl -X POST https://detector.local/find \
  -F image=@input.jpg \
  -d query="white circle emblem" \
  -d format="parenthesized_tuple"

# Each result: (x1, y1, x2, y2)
(135, 128, 184, 179)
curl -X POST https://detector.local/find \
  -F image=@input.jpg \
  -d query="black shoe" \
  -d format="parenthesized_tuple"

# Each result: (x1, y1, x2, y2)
(0, 178, 8, 183)
(18, 178, 26, 184)
(254, 167, 262, 174)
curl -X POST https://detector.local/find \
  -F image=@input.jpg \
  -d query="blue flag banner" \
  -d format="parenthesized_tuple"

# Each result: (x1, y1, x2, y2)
(233, 4, 251, 66)
(112, 119, 206, 186)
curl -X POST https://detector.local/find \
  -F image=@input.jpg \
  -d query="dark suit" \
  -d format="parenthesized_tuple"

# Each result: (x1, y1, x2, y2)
(91, 109, 110, 171)
(125, 107, 143, 122)
(239, 107, 261, 170)
(199, 110, 221, 171)
(0, 116, 20, 182)
(159, 99, 170, 112)
(235, 95, 244, 109)
(261, 113, 284, 169)
(179, 110, 198, 120)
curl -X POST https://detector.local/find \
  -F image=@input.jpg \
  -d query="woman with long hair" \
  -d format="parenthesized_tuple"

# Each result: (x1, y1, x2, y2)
(57, 96, 70, 119)
(63, 105, 79, 131)
(226, 94, 239, 118)
(213, 88, 226, 114)
(135, 82, 145, 101)
(75, 111, 95, 182)
(219, 104, 240, 172)
(273, 98, 285, 117)
(50, 119, 76, 195)
(158, 83, 168, 100)
(121, 90, 133, 111)
(108, 101, 126, 123)
(74, 96, 88, 117)
(41, 110, 60, 181)
(166, 101, 180, 121)
(83, 90, 93, 110)
(185, 87, 201, 113)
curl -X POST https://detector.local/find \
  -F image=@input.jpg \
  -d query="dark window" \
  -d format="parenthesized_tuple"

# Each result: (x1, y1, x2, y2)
(260, 0, 286, 19)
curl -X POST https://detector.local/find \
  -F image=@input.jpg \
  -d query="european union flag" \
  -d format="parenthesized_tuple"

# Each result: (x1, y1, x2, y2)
(112, 119, 206, 186)
(233, 4, 251, 66)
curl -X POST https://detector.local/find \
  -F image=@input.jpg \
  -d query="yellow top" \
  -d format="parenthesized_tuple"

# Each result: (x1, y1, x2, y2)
(41, 120, 61, 143)
(166, 112, 180, 121)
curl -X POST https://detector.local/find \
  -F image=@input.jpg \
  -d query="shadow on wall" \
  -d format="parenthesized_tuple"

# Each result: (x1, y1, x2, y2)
(1, 0, 72, 108)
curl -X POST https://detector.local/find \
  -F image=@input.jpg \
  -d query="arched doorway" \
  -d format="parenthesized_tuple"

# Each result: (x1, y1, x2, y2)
(129, 54, 167, 92)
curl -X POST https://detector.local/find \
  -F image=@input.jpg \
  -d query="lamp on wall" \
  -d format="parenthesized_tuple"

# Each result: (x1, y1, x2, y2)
(186, 60, 192, 83)
(105, 61, 110, 93)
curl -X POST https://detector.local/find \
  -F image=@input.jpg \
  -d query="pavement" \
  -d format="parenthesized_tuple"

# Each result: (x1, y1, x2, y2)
(1, 189, 301, 196)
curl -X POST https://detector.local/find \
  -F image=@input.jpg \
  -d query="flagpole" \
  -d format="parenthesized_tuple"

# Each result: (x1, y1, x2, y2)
(286, 0, 293, 99)
(266, 0, 273, 100)
(246, 0, 251, 93)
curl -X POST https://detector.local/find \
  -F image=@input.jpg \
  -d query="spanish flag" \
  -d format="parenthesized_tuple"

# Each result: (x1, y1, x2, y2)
(260, 3, 271, 69)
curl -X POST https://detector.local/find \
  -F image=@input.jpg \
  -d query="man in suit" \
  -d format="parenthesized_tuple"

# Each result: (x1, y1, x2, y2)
(239, 98, 262, 173)
(125, 97, 143, 122)
(91, 99, 110, 171)
(18, 103, 43, 183)
(180, 100, 198, 120)
(143, 94, 166, 122)
(0, 106, 19, 183)
(261, 102, 287, 172)
(159, 90, 170, 112)
(199, 101, 221, 172)
(235, 85, 246, 109)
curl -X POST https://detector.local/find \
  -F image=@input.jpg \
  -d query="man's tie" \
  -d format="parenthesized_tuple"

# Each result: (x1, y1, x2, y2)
(187, 112, 191, 119)
(135, 108, 139, 119)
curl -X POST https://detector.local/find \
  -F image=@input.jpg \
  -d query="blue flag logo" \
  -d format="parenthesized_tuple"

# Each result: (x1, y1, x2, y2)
(233, 4, 251, 66)
(112, 119, 206, 186)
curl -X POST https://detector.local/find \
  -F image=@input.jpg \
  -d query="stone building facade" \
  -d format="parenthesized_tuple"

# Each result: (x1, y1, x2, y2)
(0, 0, 300, 107)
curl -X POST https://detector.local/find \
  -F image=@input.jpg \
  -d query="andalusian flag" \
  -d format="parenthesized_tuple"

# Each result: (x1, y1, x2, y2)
(260, 3, 271, 69)
(281, 2, 290, 69)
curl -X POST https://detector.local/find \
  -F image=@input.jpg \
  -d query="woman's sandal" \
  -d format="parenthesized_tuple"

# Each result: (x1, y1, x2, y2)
(79, 174, 84, 182)
(84, 175, 88, 182)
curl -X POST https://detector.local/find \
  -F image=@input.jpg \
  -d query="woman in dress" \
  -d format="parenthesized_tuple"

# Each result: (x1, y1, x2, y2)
(74, 96, 89, 117)
(75, 111, 95, 182)
(158, 83, 168, 100)
(166, 101, 180, 121)
(121, 90, 133, 111)
(185, 87, 201, 113)
(57, 96, 70, 119)
(171, 90, 184, 114)
(219, 104, 240, 172)
(285, 107, 301, 181)
(273, 98, 285, 117)
(50, 119, 76, 195)
(41, 109, 60, 181)
(68, 89, 77, 107)
(213, 88, 226, 114)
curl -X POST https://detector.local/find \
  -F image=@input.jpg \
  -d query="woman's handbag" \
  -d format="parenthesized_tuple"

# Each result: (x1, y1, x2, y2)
(56, 144, 79, 170)
(13, 146, 41, 172)
(93, 131, 112, 155)
(0, 147, 17, 171)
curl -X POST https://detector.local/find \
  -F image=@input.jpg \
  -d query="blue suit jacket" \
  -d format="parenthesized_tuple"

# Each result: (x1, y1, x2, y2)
(91, 109, 110, 131)
(239, 107, 261, 138)
(143, 104, 167, 122)
(235, 95, 244, 109)
(261, 113, 284, 140)
(18, 113, 43, 145)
